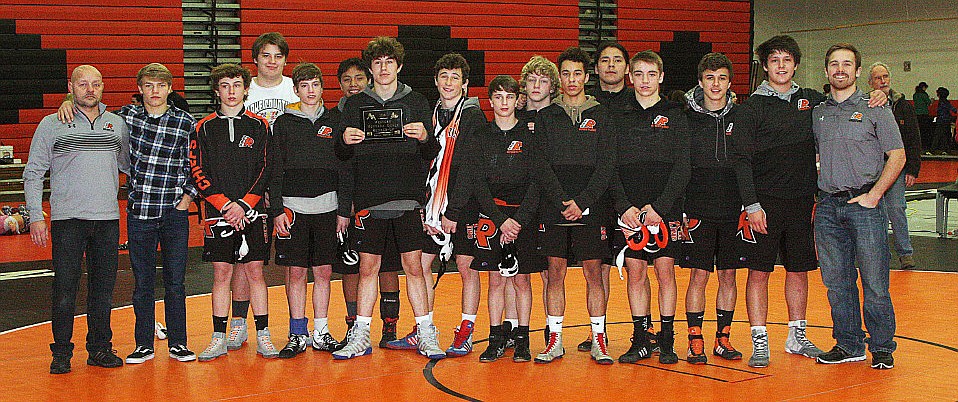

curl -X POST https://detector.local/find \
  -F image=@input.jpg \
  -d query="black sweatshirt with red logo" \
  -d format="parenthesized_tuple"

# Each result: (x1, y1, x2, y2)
(611, 97, 690, 219)
(454, 119, 540, 228)
(267, 103, 351, 219)
(189, 107, 269, 219)
(534, 101, 613, 225)
(684, 88, 742, 222)
(335, 83, 439, 211)
(729, 87, 823, 206)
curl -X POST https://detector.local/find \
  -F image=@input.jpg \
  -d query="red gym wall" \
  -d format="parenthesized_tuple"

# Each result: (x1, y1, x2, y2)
(0, 0, 755, 161)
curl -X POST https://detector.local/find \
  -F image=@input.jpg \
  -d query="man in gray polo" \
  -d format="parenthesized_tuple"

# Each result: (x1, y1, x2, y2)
(812, 44, 903, 370)
(24, 65, 130, 374)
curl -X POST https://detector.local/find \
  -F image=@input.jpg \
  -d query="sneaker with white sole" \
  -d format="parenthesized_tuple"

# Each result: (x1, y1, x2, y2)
(385, 325, 419, 350)
(311, 330, 344, 352)
(590, 332, 613, 365)
(226, 318, 248, 351)
(785, 320, 824, 358)
(278, 334, 310, 359)
(445, 320, 474, 357)
(256, 328, 279, 358)
(125, 346, 154, 364)
(535, 332, 564, 363)
(169, 344, 196, 362)
(417, 324, 446, 359)
(748, 329, 770, 368)
(198, 333, 228, 361)
(816, 345, 866, 364)
(332, 324, 372, 360)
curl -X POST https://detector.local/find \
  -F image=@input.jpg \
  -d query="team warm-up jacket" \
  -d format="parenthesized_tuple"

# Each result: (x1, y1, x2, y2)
(683, 87, 741, 222)
(728, 82, 823, 208)
(534, 97, 613, 225)
(268, 103, 351, 219)
(335, 82, 440, 211)
(889, 89, 922, 178)
(189, 107, 269, 219)
(425, 96, 486, 224)
(610, 96, 690, 219)
(589, 87, 634, 111)
(455, 119, 541, 228)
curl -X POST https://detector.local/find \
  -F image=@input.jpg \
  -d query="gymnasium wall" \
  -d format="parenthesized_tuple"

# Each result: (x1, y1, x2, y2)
(0, 0, 754, 161)
(0, 0, 184, 161)
(753, 0, 958, 103)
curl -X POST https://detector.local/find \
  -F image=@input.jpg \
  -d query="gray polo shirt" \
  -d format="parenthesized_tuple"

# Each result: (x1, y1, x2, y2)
(23, 104, 130, 221)
(812, 89, 903, 193)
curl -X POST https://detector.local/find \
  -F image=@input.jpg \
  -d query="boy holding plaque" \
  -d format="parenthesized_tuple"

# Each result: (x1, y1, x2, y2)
(333, 36, 444, 360)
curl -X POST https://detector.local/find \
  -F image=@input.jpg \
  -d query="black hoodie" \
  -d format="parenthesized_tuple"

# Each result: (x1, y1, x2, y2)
(335, 82, 440, 211)
(268, 103, 351, 219)
(534, 96, 613, 225)
(684, 87, 741, 222)
(610, 96, 690, 219)
(729, 83, 823, 206)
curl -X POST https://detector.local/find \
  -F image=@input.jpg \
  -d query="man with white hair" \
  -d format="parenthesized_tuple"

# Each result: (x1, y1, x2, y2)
(868, 61, 921, 270)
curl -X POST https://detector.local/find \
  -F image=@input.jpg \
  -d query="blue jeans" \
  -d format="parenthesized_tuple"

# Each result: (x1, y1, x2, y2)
(883, 173, 913, 257)
(127, 208, 190, 348)
(50, 219, 119, 356)
(814, 194, 897, 355)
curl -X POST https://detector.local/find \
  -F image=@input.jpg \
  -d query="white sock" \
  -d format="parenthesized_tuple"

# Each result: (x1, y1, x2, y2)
(788, 320, 806, 329)
(461, 313, 477, 324)
(415, 314, 432, 327)
(590, 316, 606, 334)
(751, 325, 767, 335)
(355, 315, 372, 326)
(547, 315, 564, 334)
(314, 318, 329, 334)
(505, 318, 518, 329)
(428, 311, 434, 322)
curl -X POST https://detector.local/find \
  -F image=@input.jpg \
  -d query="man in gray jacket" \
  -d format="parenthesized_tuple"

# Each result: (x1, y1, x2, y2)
(812, 44, 903, 370)
(24, 65, 130, 374)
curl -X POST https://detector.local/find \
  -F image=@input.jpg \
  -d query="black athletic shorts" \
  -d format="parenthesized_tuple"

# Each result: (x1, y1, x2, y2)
(741, 196, 818, 273)
(352, 209, 423, 255)
(203, 216, 270, 264)
(274, 210, 336, 268)
(422, 222, 476, 257)
(620, 217, 685, 265)
(678, 217, 748, 272)
(471, 213, 546, 274)
(538, 223, 610, 262)
(332, 225, 403, 275)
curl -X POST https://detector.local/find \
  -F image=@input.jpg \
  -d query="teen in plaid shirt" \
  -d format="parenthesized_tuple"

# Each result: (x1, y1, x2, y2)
(117, 63, 199, 364)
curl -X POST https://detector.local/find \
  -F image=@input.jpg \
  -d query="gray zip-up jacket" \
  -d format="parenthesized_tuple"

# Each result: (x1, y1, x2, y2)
(24, 103, 130, 220)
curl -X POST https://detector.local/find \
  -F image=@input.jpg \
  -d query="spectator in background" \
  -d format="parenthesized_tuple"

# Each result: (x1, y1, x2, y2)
(913, 82, 933, 150)
(868, 62, 920, 269)
(934, 87, 957, 154)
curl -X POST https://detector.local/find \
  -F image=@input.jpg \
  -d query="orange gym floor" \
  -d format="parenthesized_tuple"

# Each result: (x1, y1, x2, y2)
(1, 158, 957, 401)
(0, 269, 955, 401)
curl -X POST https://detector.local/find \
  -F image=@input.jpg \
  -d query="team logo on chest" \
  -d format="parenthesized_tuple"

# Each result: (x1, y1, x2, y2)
(797, 99, 811, 111)
(317, 126, 333, 138)
(102, 122, 115, 132)
(849, 111, 863, 122)
(579, 119, 597, 132)
(238, 135, 255, 148)
(506, 141, 523, 154)
(725, 122, 734, 136)
(651, 115, 670, 129)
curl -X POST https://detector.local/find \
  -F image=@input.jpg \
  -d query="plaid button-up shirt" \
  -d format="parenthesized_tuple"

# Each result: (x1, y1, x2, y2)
(118, 104, 198, 220)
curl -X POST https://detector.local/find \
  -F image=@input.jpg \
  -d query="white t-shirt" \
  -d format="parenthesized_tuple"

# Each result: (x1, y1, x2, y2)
(245, 76, 299, 126)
